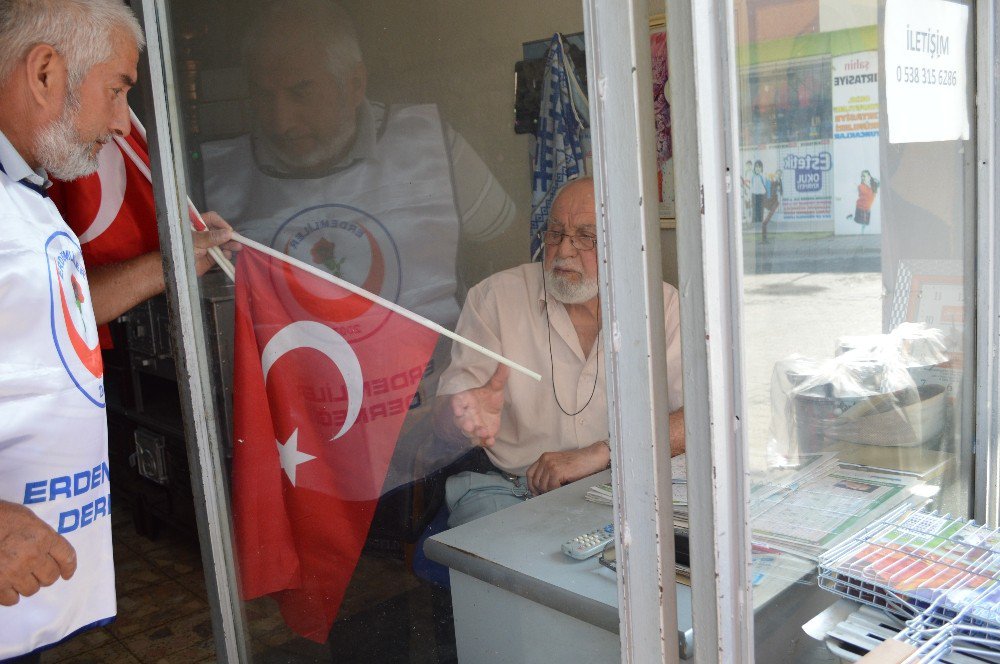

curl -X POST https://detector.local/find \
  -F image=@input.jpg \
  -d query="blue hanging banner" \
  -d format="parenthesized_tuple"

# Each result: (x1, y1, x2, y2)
(529, 34, 589, 259)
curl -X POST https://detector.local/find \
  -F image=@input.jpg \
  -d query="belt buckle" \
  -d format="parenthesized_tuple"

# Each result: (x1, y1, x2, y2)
(501, 471, 530, 498)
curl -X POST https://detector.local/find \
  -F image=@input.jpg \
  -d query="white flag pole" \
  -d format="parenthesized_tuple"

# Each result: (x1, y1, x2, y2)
(231, 232, 542, 382)
(124, 110, 534, 379)
(120, 109, 236, 282)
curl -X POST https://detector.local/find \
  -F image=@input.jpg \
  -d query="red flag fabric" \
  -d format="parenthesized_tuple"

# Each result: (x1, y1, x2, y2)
(49, 115, 208, 267)
(48, 115, 207, 346)
(50, 123, 158, 267)
(231, 246, 438, 642)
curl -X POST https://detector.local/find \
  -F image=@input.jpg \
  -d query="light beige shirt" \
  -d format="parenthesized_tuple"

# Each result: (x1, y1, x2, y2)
(437, 263, 683, 475)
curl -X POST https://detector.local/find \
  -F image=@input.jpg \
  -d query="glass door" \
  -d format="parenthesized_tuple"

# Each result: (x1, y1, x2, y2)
(732, 0, 977, 661)
(132, 0, 680, 660)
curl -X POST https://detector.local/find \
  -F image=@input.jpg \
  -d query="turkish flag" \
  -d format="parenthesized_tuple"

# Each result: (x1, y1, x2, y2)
(231, 246, 438, 642)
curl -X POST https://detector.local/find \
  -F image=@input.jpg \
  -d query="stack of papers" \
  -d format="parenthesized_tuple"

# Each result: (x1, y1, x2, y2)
(750, 470, 911, 559)
(747, 451, 928, 559)
(835, 445, 952, 480)
(586, 450, 931, 563)
(585, 454, 690, 531)
(671, 454, 689, 531)
(584, 482, 612, 505)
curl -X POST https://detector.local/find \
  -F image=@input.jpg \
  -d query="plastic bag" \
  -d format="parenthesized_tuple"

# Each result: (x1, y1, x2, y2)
(769, 324, 947, 459)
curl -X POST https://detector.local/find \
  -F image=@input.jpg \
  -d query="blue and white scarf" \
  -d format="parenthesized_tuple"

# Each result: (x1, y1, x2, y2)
(529, 34, 589, 259)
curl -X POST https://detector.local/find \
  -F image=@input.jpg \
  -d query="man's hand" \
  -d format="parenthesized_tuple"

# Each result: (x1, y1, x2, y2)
(448, 364, 510, 447)
(526, 440, 610, 496)
(193, 211, 240, 276)
(0, 501, 76, 606)
(89, 211, 243, 324)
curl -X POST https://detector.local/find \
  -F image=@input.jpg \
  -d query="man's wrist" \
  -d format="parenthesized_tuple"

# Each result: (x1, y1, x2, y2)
(599, 440, 612, 470)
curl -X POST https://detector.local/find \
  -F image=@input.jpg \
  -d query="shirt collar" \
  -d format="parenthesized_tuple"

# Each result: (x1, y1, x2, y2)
(533, 261, 603, 361)
(0, 129, 51, 191)
(534, 262, 550, 312)
(343, 99, 378, 164)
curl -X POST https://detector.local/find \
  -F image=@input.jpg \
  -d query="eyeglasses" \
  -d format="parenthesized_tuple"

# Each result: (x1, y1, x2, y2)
(537, 229, 598, 251)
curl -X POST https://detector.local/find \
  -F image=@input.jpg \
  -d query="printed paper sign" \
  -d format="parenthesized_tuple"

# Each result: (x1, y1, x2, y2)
(831, 51, 882, 235)
(885, 0, 970, 143)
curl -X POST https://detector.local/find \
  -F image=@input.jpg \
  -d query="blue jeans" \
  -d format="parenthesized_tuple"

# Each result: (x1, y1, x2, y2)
(445, 470, 531, 527)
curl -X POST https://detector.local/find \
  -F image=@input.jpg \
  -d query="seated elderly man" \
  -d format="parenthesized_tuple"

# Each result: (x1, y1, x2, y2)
(433, 177, 684, 527)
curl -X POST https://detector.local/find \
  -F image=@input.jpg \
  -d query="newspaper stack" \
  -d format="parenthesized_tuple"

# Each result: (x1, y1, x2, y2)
(584, 482, 612, 505)
(671, 454, 689, 531)
(749, 453, 916, 560)
(586, 452, 921, 561)
(586, 454, 690, 530)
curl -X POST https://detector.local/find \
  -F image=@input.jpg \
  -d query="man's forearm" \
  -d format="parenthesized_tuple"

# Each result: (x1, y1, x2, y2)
(88, 252, 165, 325)
(669, 408, 685, 457)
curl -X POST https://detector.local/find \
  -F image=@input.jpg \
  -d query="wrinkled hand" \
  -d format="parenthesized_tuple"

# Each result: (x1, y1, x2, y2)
(450, 364, 510, 447)
(0, 501, 76, 606)
(193, 211, 240, 276)
(526, 442, 609, 496)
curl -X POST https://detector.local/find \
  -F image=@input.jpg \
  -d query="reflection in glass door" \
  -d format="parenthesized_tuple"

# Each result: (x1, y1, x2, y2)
(731, 0, 975, 661)
(153, 0, 622, 660)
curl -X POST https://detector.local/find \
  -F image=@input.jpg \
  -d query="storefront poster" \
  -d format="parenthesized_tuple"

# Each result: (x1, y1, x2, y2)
(650, 21, 676, 223)
(884, 0, 970, 143)
(741, 140, 834, 226)
(831, 51, 881, 235)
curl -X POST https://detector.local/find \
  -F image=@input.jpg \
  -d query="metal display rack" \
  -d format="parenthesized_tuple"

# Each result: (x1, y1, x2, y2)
(817, 505, 1000, 662)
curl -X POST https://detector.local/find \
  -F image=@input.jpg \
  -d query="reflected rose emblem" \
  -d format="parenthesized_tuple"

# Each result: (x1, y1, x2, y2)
(310, 237, 345, 277)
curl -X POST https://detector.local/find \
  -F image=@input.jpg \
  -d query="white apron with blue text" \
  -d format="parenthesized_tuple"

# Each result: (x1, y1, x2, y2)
(0, 172, 114, 658)
(202, 103, 461, 329)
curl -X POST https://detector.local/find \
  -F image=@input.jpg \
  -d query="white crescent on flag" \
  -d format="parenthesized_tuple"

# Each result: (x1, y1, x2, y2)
(261, 321, 363, 440)
(76, 142, 126, 244)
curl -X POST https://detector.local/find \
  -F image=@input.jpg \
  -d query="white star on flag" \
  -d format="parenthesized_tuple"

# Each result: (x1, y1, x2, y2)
(276, 429, 315, 486)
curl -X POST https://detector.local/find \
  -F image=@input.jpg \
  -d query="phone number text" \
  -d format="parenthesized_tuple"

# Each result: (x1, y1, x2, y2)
(895, 65, 958, 86)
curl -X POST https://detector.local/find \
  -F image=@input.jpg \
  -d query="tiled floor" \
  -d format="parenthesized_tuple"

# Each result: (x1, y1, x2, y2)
(37, 500, 456, 663)
(40, 503, 215, 664)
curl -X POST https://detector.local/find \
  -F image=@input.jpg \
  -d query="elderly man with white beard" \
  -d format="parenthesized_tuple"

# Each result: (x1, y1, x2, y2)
(434, 177, 685, 527)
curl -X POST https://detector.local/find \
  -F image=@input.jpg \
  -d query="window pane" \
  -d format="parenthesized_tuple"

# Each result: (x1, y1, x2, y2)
(733, 1, 975, 661)
(133, 0, 632, 660)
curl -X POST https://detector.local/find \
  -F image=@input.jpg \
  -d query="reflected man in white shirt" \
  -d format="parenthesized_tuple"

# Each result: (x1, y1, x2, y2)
(201, 2, 518, 481)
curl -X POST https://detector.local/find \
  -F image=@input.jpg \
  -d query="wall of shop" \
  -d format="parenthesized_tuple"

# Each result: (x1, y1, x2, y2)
(167, 0, 681, 289)
(341, 0, 682, 286)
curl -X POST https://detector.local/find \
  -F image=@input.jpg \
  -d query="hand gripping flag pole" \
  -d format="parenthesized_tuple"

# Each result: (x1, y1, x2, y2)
(121, 108, 236, 282)
(231, 232, 542, 382)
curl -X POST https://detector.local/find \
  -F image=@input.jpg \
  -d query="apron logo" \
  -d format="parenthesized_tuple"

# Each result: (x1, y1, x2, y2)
(270, 204, 401, 342)
(310, 237, 349, 277)
(46, 231, 105, 407)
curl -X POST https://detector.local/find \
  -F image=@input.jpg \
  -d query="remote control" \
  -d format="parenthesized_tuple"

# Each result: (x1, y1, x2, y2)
(562, 523, 614, 560)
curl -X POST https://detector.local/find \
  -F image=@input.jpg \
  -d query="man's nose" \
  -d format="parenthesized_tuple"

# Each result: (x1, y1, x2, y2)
(556, 233, 579, 257)
(111, 97, 131, 137)
(266, 94, 299, 136)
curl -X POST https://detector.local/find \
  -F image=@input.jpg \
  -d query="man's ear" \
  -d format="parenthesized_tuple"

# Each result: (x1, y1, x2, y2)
(23, 43, 67, 113)
(346, 62, 367, 112)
